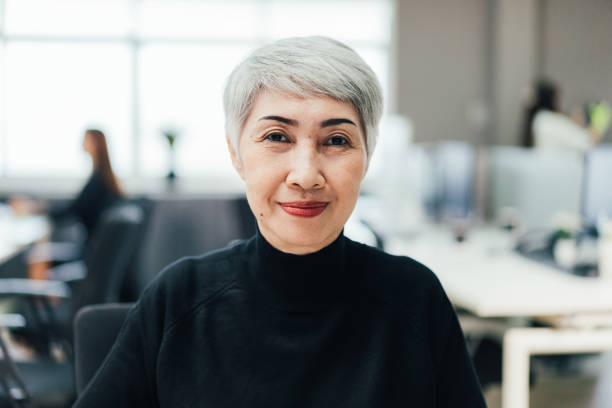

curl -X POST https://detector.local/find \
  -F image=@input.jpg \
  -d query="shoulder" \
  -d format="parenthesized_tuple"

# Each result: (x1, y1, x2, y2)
(346, 237, 449, 318)
(534, 110, 588, 135)
(347, 237, 442, 297)
(346, 237, 458, 341)
(137, 236, 254, 332)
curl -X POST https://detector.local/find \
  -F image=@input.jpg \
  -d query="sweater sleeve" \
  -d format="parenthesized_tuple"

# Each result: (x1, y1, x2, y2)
(72, 295, 163, 407)
(429, 278, 487, 408)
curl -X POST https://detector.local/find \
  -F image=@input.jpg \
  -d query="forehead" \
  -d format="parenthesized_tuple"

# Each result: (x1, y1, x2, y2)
(246, 90, 360, 124)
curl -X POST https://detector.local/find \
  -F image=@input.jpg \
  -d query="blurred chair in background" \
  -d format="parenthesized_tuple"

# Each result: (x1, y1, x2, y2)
(73, 303, 133, 395)
(0, 199, 148, 408)
(127, 197, 255, 300)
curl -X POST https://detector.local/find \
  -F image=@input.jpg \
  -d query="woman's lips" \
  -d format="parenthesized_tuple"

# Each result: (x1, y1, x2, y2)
(279, 201, 328, 217)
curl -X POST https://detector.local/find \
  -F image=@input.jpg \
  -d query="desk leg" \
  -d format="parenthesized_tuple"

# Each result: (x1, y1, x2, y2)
(502, 329, 530, 408)
(501, 327, 612, 408)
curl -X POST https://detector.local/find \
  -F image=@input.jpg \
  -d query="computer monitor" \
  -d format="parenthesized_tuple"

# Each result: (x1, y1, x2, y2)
(581, 146, 612, 231)
(434, 141, 475, 221)
(486, 146, 583, 231)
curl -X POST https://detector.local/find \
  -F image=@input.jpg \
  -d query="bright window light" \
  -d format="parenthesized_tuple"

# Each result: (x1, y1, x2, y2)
(4, 42, 132, 176)
(0, 0, 393, 179)
(352, 46, 389, 112)
(264, 0, 391, 44)
(136, 1, 258, 40)
(138, 44, 250, 177)
(5, 0, 131, 37)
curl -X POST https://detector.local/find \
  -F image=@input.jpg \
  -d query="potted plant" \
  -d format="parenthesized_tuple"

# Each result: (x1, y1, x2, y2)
(161, 128, 179, 180)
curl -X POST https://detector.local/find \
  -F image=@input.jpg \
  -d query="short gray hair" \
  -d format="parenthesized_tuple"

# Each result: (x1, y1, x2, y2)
(223, 36, 384, 162)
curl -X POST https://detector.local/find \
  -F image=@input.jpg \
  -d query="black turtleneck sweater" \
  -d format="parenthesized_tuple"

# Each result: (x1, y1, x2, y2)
(73, 232, 486, 407)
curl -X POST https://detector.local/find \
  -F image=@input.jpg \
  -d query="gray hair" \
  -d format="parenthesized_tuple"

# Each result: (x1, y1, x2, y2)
(223, 36, 384, 162)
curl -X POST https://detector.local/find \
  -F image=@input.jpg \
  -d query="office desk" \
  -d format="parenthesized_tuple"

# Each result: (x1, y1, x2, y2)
(0, 206, 50, 264)
(385, 226, 612, 408)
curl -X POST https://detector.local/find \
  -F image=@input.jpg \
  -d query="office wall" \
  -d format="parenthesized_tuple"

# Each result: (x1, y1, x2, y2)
(395, 0, 489, 144)
(499, 0, 612, 144)
(395, 0, 612, 146)
(542, 0, 612, 130)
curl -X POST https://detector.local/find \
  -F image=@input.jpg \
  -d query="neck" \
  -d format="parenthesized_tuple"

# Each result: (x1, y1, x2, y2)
(250, 228, 349, 311)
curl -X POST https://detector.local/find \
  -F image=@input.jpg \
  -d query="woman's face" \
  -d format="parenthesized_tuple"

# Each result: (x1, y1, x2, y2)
(229, 90, 367, 254)
(82, 132, 96, 156)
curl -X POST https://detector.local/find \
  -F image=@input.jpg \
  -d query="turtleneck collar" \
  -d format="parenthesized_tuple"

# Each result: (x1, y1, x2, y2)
(248, 228, 350, 312)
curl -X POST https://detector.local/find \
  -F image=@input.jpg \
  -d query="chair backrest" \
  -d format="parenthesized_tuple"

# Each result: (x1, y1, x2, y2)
(119, 197, 156, 302)
(73, 303, 133, 394)
(135, 197, 255, 298)
(75, 201, 145, 312)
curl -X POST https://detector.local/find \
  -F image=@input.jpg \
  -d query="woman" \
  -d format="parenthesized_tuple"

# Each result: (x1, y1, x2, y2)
(11, 129, 123, 239)
(10, 129, 122, 277)
(520, 79, 560, 148)
(49, 129, 123, 237)
(519, 79, 607, 153)
(74, 37, 485, 407)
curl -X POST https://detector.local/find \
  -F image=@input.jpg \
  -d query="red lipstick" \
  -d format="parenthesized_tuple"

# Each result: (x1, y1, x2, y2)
(279, 201, 328, 217)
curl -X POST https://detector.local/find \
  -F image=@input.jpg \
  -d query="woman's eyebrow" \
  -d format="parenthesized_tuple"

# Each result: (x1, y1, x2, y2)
(320, 118, 356, 127)
(258, 115, 298, 126)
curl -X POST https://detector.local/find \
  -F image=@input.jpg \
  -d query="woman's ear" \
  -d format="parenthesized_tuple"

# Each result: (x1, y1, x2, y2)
(226, 137, 244, 180)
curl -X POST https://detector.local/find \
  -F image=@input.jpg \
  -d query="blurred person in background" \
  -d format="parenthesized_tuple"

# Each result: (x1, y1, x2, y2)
(520, 78, 611, 153)
(11, 128, 123, 237)
(73, 36, 485, 408)
(10, 129, 123, 278)
(520, 78, 559, 148)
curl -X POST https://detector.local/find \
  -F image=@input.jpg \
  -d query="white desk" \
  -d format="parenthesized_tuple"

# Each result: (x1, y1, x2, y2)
(386, 226, 612, 408)
(386, 226, 612, 318)
(0, 205, 50, 264)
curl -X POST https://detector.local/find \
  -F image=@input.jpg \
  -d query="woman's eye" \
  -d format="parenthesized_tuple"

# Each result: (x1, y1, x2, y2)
(265, 132, 289, 143)
(326, 135, 349, 146)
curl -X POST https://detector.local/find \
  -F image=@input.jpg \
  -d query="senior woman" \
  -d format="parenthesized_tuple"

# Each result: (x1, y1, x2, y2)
(73, 37, 485, 407)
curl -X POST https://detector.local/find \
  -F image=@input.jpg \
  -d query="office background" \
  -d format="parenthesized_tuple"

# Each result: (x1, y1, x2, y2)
(1, 1, 612, 407)
(1, 0, 611, 187)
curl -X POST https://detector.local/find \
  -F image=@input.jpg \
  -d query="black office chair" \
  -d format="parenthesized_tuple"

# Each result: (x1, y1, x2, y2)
(73, 303, 133, 394)
(21, 200, 146, 351)
(0, 201, 146, 408)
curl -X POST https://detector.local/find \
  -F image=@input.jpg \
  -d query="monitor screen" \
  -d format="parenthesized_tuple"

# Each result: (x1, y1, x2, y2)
(581, 146, 612, 228)
(435, 142, 475, 220)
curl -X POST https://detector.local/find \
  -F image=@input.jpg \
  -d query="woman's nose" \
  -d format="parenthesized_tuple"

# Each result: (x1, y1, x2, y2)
(286, 146, 325, 190)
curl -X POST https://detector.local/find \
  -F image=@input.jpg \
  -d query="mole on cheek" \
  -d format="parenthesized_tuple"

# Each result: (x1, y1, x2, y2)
(259, 213, 264, 217)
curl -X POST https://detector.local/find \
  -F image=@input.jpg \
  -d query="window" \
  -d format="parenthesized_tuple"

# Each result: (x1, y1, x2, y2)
(136, 1, 258, 40)
(4, 0, 131, 37)
(4, 42, 132, 176)
(138, 44, 249, 177)
(0, 0, 393, 179)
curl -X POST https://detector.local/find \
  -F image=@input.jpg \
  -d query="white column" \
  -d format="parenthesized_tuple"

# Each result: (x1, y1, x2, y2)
(493, 0, 538, 145)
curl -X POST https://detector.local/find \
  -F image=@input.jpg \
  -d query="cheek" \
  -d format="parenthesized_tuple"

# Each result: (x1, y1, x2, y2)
(241, 153, 285, 214)
(329, 156, 366, 201)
